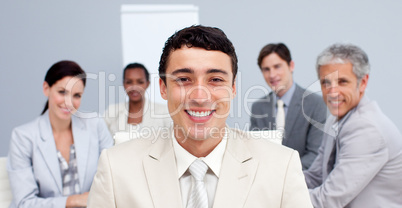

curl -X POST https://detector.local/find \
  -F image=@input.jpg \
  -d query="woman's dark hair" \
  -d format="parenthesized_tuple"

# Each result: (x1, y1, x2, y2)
(41, 60, 86, 115)
(123, 63, 150, 82)
(158, 25, 238, 84)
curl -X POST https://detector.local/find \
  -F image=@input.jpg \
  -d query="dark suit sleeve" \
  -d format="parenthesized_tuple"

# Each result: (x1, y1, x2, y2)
(300, 99, 327, 169)
(250, 106, 258, 131)
(249, 102, 260, 131)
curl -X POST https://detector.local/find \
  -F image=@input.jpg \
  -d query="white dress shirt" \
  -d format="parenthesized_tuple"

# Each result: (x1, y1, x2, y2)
(103, 99, 172, 139)
(274, 81, 296, 116)
(172, 131, 227, 208)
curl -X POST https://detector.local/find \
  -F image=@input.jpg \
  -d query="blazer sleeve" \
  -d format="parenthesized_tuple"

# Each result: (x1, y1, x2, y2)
(7, 127, 67, 208)
(309, 121, 388, 208)
(281, 150, 313, 208)
(300, 98, 327, 169)
(249, 102, 262, 131)
(303, 137, 326, 188)
(87, 150, 116, 207)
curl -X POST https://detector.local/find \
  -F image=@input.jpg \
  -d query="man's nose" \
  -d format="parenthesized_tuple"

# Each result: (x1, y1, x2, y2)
(327, 82, 339, 96)
(188, 85, 211, 104)
(269, 69, 277, 78)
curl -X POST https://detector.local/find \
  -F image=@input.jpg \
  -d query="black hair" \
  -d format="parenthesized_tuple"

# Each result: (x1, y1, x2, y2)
(158, 25, 238, 84)
(123, 63, 150, 82)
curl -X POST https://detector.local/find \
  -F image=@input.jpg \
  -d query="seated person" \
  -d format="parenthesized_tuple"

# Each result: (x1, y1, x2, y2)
(250, 43, 327, 169)
(7, 60, 113, 208)
(88, 25, 312, 208)
(103, 63, 171, 141)
(304, 43, 402, 207)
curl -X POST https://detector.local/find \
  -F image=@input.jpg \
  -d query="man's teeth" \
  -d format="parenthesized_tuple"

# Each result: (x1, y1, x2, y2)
(187, 110, 212, 117)
(330, 100, 341, 104)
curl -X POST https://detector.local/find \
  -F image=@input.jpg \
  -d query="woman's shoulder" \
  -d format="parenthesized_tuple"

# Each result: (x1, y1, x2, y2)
(13, 116, 42, 133)
(10, 116, 44, 147)
(72, 113, 106, 128)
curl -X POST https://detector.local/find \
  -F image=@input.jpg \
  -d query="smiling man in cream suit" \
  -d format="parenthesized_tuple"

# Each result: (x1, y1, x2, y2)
(88, 25, 312, 208)
(304, 44, 402, 207)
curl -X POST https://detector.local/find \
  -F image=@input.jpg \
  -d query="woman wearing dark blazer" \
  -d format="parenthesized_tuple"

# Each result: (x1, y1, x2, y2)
(7, 60, 113, 207)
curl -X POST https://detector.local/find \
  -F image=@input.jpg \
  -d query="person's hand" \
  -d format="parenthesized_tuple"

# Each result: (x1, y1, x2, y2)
(66, 192, 89, 207)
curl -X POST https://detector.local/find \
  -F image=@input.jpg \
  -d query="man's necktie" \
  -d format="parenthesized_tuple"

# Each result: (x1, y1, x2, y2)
(187, 159, 208, 208)
(276, 99, 285, 139)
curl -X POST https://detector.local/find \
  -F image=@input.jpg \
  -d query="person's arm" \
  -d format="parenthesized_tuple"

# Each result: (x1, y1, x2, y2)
(309, 122, 388, 207)
(7, 127, 67, 208)
(303, 138, 326, 188)
(281, 151, 313, 208)
(300, 100, 327, 169)
(87, 150, 116, 207)
(249, 102, 261, 131)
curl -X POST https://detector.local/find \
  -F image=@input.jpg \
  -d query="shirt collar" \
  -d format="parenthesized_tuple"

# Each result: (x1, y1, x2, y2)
(172, 130, 228, 178)
(275, 81, 295, 107)
(331, 108, 353, 135)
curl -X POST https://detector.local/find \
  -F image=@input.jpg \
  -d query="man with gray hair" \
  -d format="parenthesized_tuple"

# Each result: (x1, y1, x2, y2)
(304, 43, 402, 207)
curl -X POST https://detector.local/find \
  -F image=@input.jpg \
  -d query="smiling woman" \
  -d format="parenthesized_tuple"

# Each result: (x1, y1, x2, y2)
(6, 60, 113, 208)
(103, 63, 172, 139)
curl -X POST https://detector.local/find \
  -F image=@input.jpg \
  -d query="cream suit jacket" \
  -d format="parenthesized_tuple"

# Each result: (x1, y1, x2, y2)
(88, 128, 313, 208)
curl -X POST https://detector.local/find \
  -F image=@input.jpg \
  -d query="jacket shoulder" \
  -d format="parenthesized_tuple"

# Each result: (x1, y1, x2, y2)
(251, 94, 273, 109)
(230, 128, 295, 158)
(12, 117, 41, 138)
(105, 128, 169, 160)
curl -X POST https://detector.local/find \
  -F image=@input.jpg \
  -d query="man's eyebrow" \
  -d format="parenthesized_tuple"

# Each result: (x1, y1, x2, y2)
(171, 68, 193, 76)
(207, 69, 228, 75)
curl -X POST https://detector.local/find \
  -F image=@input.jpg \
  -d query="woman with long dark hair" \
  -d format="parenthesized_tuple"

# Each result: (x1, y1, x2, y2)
(7, 60, 113, 207)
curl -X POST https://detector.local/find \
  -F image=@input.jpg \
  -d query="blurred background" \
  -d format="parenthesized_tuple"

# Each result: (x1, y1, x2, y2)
(1, 0, 401, 156)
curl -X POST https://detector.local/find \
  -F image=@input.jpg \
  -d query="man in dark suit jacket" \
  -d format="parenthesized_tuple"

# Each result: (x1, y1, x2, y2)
(250, 43, 327, 169)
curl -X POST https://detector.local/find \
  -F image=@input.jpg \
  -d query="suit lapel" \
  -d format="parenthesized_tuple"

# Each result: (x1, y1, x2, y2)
(143, 132, 182, 208)
(213, 129, 259, 208)
(71, 115, 90, 191)
(37, 113, 63, 194)
(283, 85, 302, 145)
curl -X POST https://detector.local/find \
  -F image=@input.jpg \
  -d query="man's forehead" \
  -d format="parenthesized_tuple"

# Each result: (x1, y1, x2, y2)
(167, 48, 232, 71)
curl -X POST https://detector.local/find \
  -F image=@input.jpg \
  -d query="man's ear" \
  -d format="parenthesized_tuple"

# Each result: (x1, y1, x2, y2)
(289, 60, 295, 73)
(43, 81, 50, 97)
(359, 74, 369, 94)
(159, 78, 168, 100)
(232, 78, 237, 98)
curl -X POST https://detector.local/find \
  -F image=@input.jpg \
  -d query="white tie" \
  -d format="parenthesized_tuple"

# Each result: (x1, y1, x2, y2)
(187, 159, 208, 208)
(276, 99, 285, 139)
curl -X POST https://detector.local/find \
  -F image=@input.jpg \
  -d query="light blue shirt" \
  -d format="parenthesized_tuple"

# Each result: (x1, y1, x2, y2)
(274, 82, 296, 116)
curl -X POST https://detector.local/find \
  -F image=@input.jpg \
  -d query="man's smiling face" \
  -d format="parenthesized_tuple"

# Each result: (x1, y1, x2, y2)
(319, 62, 368, 120)
(160, 46, 236, 141)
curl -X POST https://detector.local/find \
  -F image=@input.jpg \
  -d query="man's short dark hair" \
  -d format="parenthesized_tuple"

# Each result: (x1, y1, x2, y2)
(257, 43, 292, 68)
(123, 62, 150, 82)
(158, 25, 238, 84)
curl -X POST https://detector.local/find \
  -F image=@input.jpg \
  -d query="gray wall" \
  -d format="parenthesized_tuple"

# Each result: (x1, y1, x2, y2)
(1, 0, 401, 156)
